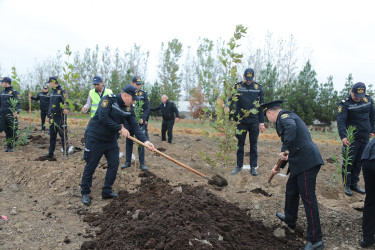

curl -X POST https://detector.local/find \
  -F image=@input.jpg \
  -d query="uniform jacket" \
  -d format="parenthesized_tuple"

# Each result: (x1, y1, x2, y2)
(150, 100, 179, 121)
(337, 94, 375, 141)
(135, 89, 150, 122)
(0, 86, 21, 114)
(31, 92, 50, 111)
(48, 85, 68, 119)
(85, 94, 147, 143)
(230, 81, 265, 124)
(361, 137, 375, 161)
(276, 110, 324, 178)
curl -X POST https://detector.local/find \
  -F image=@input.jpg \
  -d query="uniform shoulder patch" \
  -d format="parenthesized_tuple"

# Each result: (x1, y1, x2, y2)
(57, 90, 61, 95)
(126, 106, 131, 111)
(254, 84, 259, 90)
(9, 91, 12, 94)
(338, 105, 343, 113)
(341, 99, 346, 103)
(101, 99, 109, 108)
(281, 114, 289, 119)
(363, 97, 368, 103)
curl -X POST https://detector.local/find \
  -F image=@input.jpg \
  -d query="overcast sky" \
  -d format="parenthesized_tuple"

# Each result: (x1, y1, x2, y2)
(0, 0, 374, 91)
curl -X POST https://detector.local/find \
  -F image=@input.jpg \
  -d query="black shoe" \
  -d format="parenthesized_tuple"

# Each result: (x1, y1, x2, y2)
(44, 153, 54, 159)
(4, 148, 9, 152)
(345, 186, 353, 196)
(351, 184, 366, 194)
(250, 166, 258, 176)
(102, 192, 118, 199)
(140, 164, 148, 171)
(7, 148, 14, 152)
(231, 166, 242, 175)
(82, 194, 91, 206)
(121, 162, 131, 169)
(302, 240, 325, 250)
(360, 238, 374, 248)
(276, 212, 296, 229)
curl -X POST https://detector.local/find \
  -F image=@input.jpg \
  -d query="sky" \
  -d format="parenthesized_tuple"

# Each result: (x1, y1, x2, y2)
(0, 0, 374, 91)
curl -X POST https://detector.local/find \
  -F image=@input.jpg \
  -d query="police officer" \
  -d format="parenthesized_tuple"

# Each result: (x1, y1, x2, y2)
(230, 68, 266, 176)
(121, 76, 150, 171)
(29, 86, 50, 132)
(45, 77, 70, 158)
(81, 76, 113, 118)
(262, 100, 324, 250)
(81, 85, 155, 206)
(150, 95, 179, 143)
(337, 82, 375, 196)
(0, 77, 21, 152)
(360, 138, 375, 248)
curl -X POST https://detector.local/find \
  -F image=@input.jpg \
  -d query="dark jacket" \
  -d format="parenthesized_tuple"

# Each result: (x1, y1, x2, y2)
(229, 81, 265, 124)
(150, 100, 179, 121)
(361, 137, 375, 161)
(276, 110, 324, 178)
(86, 94, 147, 143)
(48, 85, 68, 119)
(337, 94, 375, 141)
(0, 86, 21, 114)
(31, 92, 50, 111)
(136, 89, 150, 122)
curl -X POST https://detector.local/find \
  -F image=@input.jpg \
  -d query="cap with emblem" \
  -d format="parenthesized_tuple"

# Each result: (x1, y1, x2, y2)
(352, 82, 366, 98)
(123, 85, 140, 101)
(93, 76, 103, 85)
(260, 100, 284, 115)
(132, 76, 143, 85)
(244, 68, 255, 81)
(48, 76, 59, 84)
(1, 77, 12, 84)
(43, 86, 48, 89)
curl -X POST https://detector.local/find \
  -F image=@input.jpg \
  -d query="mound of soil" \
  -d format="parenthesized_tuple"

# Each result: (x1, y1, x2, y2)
(81, 172, 303, 250)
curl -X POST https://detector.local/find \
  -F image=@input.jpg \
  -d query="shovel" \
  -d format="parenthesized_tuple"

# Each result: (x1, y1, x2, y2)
(128, 136, 228, 187)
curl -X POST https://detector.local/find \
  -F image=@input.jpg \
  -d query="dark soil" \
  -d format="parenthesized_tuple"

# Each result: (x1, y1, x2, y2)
(81, 172, 303, 250)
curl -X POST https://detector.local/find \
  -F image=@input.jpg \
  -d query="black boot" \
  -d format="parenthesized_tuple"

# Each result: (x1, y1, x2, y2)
(345, 185, 353, 196)
(351, 184, 365, 194)
(250, 166, 258, 176)
(82, 194, 91, 206)
(276, 212, 296, 229)
(302, 240, 324, 250)
(231, 166, 242, 175)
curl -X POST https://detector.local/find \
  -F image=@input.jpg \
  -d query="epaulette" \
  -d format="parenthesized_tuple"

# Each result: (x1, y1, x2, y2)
(108, 94, 115, 98)
(281, 114, 289, 119)
(341, 98, 348, 103)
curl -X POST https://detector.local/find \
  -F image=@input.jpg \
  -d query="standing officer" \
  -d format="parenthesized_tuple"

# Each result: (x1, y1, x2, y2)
(262, 100, 324, 250)
(81, 85, 154, 206)
(230, 68, 266, 176)
(337, 82, 375, 196)
(81, 76, 112, 118)
(29, 86, 50, 132)
(0, 77, 21, 152)
(360, 138, 375, 248)
(45, 77, 70, 158)
(150, 95, 179, 143)
(121, 76, 150, 171)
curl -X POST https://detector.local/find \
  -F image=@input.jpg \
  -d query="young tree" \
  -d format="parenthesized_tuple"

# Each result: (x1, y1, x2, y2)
(315, 76, 339, 125)
(189, 84, 206, 120)
(149, 81, 162, 117)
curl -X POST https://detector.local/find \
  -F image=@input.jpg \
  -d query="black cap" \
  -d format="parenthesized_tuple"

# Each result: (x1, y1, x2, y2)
(132, 76, 143, 85)
(260, 100, 284, 115)
(48, 77, 59, 84)
(93, 76, 103, 84)
(244, 68, 255, 81)
(123, 85, 140, 101)
(1, 77, 12, 84)
(352, 82, 366, 98)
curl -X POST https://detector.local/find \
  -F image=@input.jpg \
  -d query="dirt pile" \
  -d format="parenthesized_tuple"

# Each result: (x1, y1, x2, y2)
(81, 172, 303, 250)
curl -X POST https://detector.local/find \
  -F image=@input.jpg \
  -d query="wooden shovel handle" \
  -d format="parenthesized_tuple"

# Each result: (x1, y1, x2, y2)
(128, 136, 209, 179)
(268, 151, 289, 183)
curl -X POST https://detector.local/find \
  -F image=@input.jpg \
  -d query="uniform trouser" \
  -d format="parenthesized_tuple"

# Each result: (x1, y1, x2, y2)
(81, 136, 119, 196)
(2, 112, 18, 148)
(236, 122, 259, 168)
(49, 115, 68, 155)
(362, 159, 375, 243)
(40, 110, 48, 131)
(342, 139, 367, 186)
(126, 123, 148, 164)
(162, 120, 175, 143)
(284, 165, 322, 242)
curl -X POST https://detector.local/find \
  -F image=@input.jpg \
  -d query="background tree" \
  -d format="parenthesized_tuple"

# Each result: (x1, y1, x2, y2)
(149, 81, 162, 117)
(338, 73, 353, 100)
(188, 84, 206, 120)
(257, 62, 279, 102)
(315, 76, 339, 125)
(181, 46, 196, 101)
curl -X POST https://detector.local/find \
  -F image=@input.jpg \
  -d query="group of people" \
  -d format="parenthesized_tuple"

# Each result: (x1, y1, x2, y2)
(1, 68, 374, 249)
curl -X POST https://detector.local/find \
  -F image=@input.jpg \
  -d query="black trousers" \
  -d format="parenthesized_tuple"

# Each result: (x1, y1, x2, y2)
(162, 120, 175, 143)
(126, 123, 148, 164)
(284, 165, 322, 242)
(342, 139, 367, 186)
(40, 110, 48, 131)
(362, 159, 375, 243)
(1, 112, 18, 148)
(49, 115, 68, 155)
(236, 122, 259, 168)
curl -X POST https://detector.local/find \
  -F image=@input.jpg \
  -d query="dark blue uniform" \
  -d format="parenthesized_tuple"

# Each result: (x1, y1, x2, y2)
(337, 94, 375, 186)
(230, 81, 264, 169)
(31, 91, 50, 131)
(276, 110, 324, 243)
(361, 138, 375, 245)
(125, 89, 150, 165)
(81, 94, 147, 196)
(0, 86, 21, 149)
(150, 99, 179, 143)
(47, 85, 69, 156)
